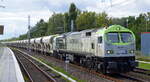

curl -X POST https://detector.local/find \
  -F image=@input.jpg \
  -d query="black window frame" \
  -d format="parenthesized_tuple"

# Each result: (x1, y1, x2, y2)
(98, 36, 102, 43)
(91, 43, 95, 49)
(86, 32, 91, 36)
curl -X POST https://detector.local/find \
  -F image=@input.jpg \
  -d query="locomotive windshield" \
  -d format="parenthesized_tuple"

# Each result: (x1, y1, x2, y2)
(107, 32, 133, 43)
(120, 32, 133, 43)
(107, 33, 119, 43)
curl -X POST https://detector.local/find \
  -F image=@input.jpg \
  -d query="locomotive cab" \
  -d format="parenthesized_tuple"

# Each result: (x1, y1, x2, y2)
(102, 25, 138, 73)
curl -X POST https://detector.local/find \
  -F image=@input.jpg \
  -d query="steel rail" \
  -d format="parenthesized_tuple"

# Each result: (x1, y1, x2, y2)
(15, 50, 56, 82)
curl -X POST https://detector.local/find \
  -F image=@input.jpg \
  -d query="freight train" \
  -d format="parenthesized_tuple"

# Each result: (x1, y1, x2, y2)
(4, 25, 138, 74)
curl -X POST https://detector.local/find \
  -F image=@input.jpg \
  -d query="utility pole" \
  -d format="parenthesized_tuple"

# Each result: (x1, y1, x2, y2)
(0, 5, 5, 8)
(146, 18, 147, 32)
(110, 0, 112, 7)
(126, 19, 128, 27)
(0, 0, 5, 8)
(148, 18, 150, 32)
(0, 0, 5, 35)
(28, 15, 31, 51)
(71, 20, 74, 32)
(146, 17, 149, 32)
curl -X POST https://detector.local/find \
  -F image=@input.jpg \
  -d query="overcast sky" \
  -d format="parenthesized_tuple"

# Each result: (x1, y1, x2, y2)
(0, 0, 149, 40)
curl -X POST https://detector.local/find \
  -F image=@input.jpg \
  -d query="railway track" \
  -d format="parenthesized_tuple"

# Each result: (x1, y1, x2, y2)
(119, 73, 148, 82)
(15, 48, 114, 82)
(120, 68, 150, 82)
(109, 67, 150, 82)
(13, 48, 150, 82)
(16, 53, 33, 82)
(17, 48, 143, 82)
(14, 50, 57, 82)
(44, 54, 150, 82)
(133, 68, 150, 76)
(62, 60, 123, 82)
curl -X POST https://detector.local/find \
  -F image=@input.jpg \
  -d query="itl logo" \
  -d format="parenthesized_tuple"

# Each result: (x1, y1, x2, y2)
(0, 25, 4, 34)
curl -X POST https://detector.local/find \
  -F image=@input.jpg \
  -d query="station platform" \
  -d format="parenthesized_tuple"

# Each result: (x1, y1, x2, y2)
(0, 47, 24, 82)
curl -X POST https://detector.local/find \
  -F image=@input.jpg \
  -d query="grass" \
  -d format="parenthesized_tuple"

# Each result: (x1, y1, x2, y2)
(23, 75, 30, 82)
(138, 62, 150, 70)
(135, 51, 150, 70)
(135, 51, 150, 62)
(131, 51, 150, 70)
(136, 57, 150, 62)
(36, 57, 86, 82)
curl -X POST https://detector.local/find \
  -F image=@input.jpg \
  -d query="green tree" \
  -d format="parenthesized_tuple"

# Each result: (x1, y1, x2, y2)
(30, 19, 48, 38)
(76, 11, 96, 31)
(68, 3, 78, 31)
(96, 12, 111, 27)
(47, 13, 65, 35)
(111, 17, 127, 27)
(64, 13, 69, 32)
(147, 12, 150, 31)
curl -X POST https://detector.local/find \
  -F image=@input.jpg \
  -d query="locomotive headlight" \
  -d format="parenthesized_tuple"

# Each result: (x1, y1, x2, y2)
(129, 50, 134, 54)
(106, 50, 113, 54)
(116, 27, 120, 30)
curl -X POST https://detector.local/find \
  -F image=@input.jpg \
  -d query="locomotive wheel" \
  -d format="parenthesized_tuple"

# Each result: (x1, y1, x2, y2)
(101, 65, 107, 74)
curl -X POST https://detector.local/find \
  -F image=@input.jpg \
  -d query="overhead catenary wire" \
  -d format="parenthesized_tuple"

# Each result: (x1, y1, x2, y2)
(103, 0, 136, 12)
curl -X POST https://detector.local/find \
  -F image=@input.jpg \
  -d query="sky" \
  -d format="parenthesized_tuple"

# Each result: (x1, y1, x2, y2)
(0, 0, 149, 40)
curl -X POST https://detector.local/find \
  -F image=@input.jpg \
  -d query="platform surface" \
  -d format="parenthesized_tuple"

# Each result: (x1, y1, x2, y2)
(0, 47, 24, 82)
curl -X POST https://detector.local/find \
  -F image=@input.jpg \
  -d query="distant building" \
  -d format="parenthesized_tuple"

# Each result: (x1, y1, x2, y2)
(141, 32, 150, 56)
